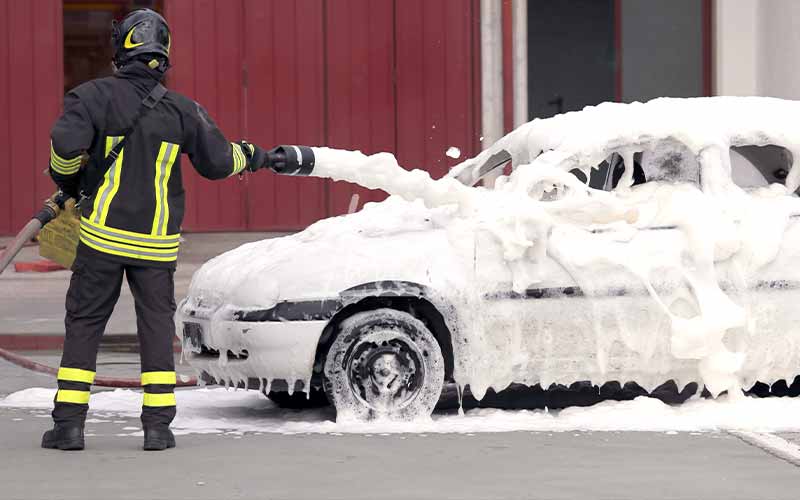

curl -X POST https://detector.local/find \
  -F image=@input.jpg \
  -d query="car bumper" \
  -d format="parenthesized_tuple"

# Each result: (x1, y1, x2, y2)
(176, 303, 327, 389)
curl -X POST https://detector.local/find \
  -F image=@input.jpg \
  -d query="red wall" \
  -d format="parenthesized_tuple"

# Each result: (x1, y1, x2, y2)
(0, 0, 63, 236)
(165, 0, 481, 232)
(0, 0, 479, 235)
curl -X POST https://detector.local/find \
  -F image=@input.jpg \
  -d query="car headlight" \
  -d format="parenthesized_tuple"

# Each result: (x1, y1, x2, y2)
(181, 290, 225, 319)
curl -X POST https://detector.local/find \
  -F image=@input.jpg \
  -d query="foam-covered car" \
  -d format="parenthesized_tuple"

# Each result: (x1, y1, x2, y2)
(177, 97, 800, 420)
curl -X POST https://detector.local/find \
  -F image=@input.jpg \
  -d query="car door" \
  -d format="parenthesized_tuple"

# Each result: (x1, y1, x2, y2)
(721, 144, 800, 385)
(467, 143, 702, 394)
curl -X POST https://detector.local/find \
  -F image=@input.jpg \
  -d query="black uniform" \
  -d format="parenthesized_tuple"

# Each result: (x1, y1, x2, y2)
(48, 60, 255, 428)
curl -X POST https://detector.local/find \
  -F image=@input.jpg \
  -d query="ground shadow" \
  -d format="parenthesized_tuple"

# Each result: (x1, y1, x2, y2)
(436, 376, 800, 411)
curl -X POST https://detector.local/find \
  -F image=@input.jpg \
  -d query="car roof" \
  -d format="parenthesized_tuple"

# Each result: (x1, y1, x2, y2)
(448, 96, 800, 191)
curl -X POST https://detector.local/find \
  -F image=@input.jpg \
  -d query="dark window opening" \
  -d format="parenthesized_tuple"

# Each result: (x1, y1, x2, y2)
(730, 145, 794, 190)
(576, 154, 646, 191)
(64, 0, 164, 93)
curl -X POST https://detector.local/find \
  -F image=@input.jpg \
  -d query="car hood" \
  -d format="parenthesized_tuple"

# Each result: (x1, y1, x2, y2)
(185, 197, 469, 312)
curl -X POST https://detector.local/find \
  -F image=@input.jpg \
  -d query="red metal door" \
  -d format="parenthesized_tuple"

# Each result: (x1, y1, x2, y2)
(0, 0, 63, 235)
(165, 0, 480, 233)
(395, 0, 480, 179)
(324, 0, 395, 215)
(166, 0, 248, 232)
(242, 0, 328, 231)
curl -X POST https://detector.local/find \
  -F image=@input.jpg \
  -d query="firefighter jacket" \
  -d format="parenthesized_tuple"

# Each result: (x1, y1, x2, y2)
(49, 61, 253, 267)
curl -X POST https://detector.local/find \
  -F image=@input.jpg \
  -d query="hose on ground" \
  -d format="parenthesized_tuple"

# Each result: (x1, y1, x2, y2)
(0, 346, 198, 388)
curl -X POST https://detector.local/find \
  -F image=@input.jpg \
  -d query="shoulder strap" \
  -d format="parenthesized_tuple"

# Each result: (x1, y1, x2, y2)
(80, 83, 168, 201)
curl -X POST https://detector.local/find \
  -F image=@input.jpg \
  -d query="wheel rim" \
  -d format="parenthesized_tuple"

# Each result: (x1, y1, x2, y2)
(346, 329, 425, 414)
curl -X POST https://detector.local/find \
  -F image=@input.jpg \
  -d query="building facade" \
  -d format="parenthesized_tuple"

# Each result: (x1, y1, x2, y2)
(0, 0, 795, 235)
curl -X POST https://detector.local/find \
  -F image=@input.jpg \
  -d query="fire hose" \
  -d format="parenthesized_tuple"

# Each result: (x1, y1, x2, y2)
(0, 346, 198, 387)
(0, 192, 198, 387)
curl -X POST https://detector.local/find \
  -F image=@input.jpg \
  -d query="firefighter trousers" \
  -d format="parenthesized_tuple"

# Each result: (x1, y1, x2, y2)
(52, 245, 177, 428)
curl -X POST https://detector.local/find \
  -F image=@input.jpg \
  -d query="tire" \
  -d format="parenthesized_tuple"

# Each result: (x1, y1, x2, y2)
(264, 388, 329, 409)
(323, 308, 445, 421)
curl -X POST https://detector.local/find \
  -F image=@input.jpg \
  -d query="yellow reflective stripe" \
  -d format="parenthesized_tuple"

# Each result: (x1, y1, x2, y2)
(91, 136, 124, 225)
(50, 153, 80, 168)
(56, 389, 90, 404)
(80, 236, 178, 262)
(50, 141, 82, 175)
(80, 217, 180, 244)
(143, 393, 176, 407)
(50, 161, 81, 176)
(230, 143, 247, 176)
(80, 221, 180, 249)
(141, 371, 177, 386)
(80, 228, 178, 255)
(80, 232, 179, 262)
(152, 143, 167, 236)
(151, 142, 179, 236)
(57, 367, 96, 384)
(50, 141, 81, 167)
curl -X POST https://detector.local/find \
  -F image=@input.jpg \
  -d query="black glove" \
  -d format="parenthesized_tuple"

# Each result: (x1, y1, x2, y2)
(48, 168, 80, 200)
(264, 145, 316, 176)
(241, 141, 268, 172)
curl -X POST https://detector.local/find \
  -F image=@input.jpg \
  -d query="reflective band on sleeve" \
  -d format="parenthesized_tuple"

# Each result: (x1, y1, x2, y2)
(143, 393, 176, 407)
(141, 371, 177, 386)
(57, 367, 96, 384)
(230, 143, 247, 176)
(56, 389, 90, 404)
(50, 141, 82, 175)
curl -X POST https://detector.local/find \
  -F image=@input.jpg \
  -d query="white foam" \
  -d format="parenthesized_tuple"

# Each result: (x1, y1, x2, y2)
(3, 387, 800, 435)
(303, 97, 800, 399)
(446, 146, 462, 159)
(184, 97, 800, 406)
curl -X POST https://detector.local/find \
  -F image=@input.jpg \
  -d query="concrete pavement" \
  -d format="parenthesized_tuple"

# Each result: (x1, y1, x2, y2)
(0, 232, 287, 347)
(3, 234, 800, 500)
(1, 352, 799, 500)
(1, 403, 799, 500)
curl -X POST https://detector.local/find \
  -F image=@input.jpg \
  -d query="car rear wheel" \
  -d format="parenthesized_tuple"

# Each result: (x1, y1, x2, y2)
(323, 308, 445, 421)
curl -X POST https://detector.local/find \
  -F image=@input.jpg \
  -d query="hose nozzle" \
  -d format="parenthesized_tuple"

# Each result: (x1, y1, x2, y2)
(267, 145, 316, 176)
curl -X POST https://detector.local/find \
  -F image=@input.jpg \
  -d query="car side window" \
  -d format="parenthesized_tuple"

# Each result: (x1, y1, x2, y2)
(730, 145, 794, 191)
(639, 140, 700, 187)
(572, 153, 647, 191)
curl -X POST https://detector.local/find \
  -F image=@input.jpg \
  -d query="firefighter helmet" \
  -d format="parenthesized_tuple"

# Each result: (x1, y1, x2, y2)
(111, 9, 171, 67)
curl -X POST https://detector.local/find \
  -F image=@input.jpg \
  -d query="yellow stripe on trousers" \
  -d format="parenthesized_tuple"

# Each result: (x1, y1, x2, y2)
(57, 367, 96, 384)
(56, 390, 90, 404)
(141, 371, 177, 385)
(143, 393, 176, 407)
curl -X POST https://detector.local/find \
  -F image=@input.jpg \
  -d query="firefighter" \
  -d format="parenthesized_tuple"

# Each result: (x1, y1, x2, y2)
(41, 8, 273, 451)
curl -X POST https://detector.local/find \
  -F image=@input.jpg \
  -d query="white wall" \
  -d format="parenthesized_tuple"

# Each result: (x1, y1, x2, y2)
(714, 0, 758, 96)
(758, 0, 800, 99)
(715, 0, 800, 99)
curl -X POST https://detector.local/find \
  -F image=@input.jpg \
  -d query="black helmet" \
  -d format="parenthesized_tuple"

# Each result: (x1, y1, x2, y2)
(111, 9, 170, 67)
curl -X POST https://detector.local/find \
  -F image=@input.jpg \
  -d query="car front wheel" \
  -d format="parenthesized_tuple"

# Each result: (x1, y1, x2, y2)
(323, 308, 445, 421)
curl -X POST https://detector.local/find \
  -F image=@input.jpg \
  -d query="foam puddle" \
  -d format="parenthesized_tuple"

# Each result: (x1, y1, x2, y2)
(3, 387, 800, 434)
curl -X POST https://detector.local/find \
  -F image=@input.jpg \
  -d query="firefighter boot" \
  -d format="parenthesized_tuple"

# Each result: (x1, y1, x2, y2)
(143, 426, 175, 451)
(41, 424, 85, 451)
